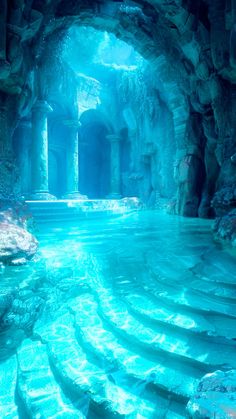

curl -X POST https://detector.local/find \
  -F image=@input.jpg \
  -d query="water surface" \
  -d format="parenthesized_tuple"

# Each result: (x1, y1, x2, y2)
(1, 210, 236, 418)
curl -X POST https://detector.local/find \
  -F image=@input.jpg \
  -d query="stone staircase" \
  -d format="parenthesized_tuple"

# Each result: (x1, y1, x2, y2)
(0, 213, 236, 418)
(26, 198, 140, 225)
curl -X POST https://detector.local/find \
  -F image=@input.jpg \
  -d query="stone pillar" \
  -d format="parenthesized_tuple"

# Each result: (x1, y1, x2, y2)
(107, 134, 122, 199)
(31, 100, 55, 200)
(0, 0, 11, 80)
(63, 120, 86, 199)
(0, 105, 19, 200)
(16, 119, 31, 197)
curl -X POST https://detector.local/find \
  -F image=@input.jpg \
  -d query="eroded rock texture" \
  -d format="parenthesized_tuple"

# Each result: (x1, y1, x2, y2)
(213, 209, 236, 246)
(0, 1, 236, 228)
(0, 222, 37, 266)
(187, 370, 236, 418)
(0, 203, 38, 265)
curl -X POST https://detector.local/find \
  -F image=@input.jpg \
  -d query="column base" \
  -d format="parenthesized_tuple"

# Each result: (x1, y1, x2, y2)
(106, 193, 122, 199)
(30, 191, 57, 201)
(62, 192, 88, 200)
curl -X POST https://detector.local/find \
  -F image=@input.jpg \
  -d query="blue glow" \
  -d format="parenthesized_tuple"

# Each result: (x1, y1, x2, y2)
(1, 209, 236, 417)
(62, 26, 144, 72)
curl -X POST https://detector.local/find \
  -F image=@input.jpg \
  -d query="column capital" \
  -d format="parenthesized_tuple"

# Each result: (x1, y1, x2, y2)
(32, 100, 53, 115)
(106, 134, 122, 143)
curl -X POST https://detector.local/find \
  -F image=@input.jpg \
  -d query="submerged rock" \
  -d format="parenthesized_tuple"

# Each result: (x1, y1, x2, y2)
(0, 221, 38, 265)
(187, 370, 236, 418)
(213, 209, 236, 246)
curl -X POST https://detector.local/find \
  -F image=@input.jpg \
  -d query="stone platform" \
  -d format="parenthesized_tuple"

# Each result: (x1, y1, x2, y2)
(26, 197, 141, 224)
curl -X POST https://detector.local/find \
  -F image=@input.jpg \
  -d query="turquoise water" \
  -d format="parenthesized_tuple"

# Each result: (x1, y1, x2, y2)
(1, 210, 236, 418)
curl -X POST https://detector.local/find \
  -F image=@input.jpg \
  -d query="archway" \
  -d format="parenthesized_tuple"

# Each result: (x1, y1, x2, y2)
(48, 150, 62, 198)
(79, 109, 112, 199)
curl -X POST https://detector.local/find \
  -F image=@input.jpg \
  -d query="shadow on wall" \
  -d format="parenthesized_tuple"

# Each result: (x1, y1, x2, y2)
(79, 113, 111, 199)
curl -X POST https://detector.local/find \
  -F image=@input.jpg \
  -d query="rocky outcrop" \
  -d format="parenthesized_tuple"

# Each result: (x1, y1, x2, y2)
(0, 222, 37, 266)
(187, 370, 236, 418)
(213, 209, 236, 246)
(0, 207, 38, 265)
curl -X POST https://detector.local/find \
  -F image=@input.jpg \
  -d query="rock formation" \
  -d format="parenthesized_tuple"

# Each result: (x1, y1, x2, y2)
(0, 0, 236, 241)
(0, 204, 38, 265)
(187, 370, 236, 418)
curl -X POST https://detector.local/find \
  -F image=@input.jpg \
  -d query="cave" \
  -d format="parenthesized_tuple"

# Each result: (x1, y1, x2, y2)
(0, 1, 236, 418)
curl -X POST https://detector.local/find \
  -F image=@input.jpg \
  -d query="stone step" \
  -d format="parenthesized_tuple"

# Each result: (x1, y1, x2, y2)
(111, 272, 236, 340)
(34, 312, 159, 418)
(150, 265, 236, 302)
(140, 277, 236, 340)
(158, 254, 236, 298)
(191, 261, 236, 287)
(118, 258, 236, 320)
(124, 293, 216, 335)
(201, 249, 236, 282)
(147, 268, 236, 317)
(105, 249, 236, 324)
(148, 275, 236, 319)
(0, 355, 18, 418)
(68, 294, 198, 402)
(29, 213, 118, 223)
(118, 246, 236, 301)
(68, 251, 236, 342)
(26, 199, 137, 215)
(95, 288, 236, 371)
(17, 339, 85, 418)
(123, 292, 236, 343)
(185, 275, 236, 301)
(26, 200, 136, 225)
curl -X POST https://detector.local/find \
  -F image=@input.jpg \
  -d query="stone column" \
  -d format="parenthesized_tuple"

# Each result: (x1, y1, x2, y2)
(16, 119, 31, 197)
(0, 0, 11, 80)
(107, 134, 122, 199)
(31, 100, 55, 200)
(0, 104, 18, 200)
(63, 120, 86, 199)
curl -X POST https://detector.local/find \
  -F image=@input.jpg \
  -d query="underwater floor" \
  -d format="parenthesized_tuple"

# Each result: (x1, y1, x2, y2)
(1, 210, 236, 418)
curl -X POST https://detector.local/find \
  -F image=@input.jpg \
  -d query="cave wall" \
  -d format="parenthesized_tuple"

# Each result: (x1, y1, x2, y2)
(112, 67, 176, 206)
(1, 0, 236, 219)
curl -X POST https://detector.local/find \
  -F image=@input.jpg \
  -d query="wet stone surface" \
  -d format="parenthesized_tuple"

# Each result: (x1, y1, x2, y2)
(0, 211, 235, 418)
(187, 370, 236, 419)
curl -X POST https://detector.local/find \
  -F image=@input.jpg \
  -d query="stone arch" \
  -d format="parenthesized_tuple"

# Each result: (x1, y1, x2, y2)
(79, 109, 114, 134)
(79, 109, 113, 198)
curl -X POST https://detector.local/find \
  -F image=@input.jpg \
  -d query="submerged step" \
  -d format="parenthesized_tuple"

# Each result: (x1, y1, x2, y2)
(131, 278, 236, 339)
(95, 288, 236, 370)
(120, 258, 236, 320)
(68, 294, 198, 401)
(0, 355, 18, 418)
(124, 292, 217, 336)
(17, 339, 85, 418)
(34, 311, 158, 418)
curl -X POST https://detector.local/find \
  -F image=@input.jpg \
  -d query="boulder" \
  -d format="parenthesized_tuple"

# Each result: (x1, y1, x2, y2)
(0, 221, 38, 265)
(187, 370, 236, 418)
(213, 209, 236, 246)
